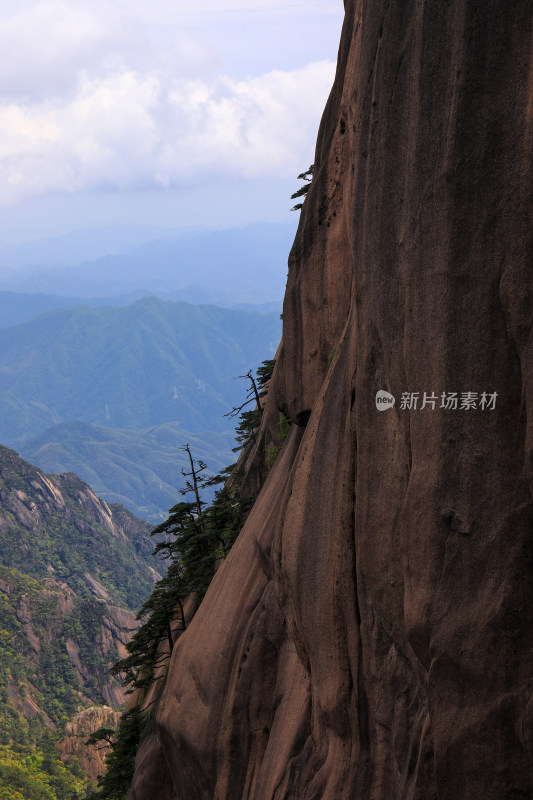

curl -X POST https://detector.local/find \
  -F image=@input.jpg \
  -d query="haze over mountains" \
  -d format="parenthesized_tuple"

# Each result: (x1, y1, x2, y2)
(0, 291, 281, 330)
(0, 222, 288, 520)
(0, 299, 280, 439)
(0, 222, 294, 306)
(0, 224, 201, 271)
(19, 422, 235, 524)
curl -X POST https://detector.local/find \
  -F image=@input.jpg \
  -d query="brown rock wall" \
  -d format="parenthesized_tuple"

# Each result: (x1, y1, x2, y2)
(129, 1, 533, 798)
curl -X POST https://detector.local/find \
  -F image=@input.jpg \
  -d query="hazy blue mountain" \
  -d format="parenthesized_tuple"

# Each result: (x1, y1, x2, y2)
(0, 290, 282, 329)
(0, 222, 293, 302)
(0, 223, 203, 270)
(0, 290, 150, 328)
(0, 297, 281, 447)
(0, 298, 280, 519)
(156, 286, 283, 309)
(19, 421, 236, 522)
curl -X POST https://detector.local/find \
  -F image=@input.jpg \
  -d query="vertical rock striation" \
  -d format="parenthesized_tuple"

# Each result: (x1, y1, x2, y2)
(129, 0, 533, 797)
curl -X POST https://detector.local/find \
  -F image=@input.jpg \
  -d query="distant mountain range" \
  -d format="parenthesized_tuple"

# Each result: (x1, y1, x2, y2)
(0, 297, 281, 519)
(0, 290, 282, 329)
(0, 297, 280, 440)
(0, 222, 294, 304)
(0, 223, 203, 270)
(0, 221, 289, 520)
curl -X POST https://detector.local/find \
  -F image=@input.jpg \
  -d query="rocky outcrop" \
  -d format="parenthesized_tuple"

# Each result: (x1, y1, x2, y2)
(2, 575, 137, 712)
(0, 448, 144, 545)
(0, 447, 155, 787)
(59, 705, 122, 780)
(129, 1, 533, 798)
(0, 445, 157, 609)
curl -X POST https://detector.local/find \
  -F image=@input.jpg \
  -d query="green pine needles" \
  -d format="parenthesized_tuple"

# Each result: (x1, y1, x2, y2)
(110, 447, 252, 700)
(227, 358, 276, 453)
(290, 164, 314, 211)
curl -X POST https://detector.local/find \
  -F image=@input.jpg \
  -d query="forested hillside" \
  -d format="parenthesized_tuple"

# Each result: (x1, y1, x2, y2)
(0, 298, 281, 519)
(0, 299, 280, 441)
(19, 422, 235, 523)
(0, 446, 158, 799)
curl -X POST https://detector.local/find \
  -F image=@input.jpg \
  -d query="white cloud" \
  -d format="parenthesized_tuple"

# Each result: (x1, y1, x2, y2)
(0, 0, 342, 207)
(0, 60, 335, 205)
(0, 0, 220, 101)
(0, 0, 341, 101)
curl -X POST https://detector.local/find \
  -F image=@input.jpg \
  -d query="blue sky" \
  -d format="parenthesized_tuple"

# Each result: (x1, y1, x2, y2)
(0, 0, 344, 246)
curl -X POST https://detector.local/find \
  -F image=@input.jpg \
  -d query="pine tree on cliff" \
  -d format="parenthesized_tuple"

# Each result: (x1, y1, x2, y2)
(86, 707, 146, 800)
(93, 359, 274, 799)
(94, 457, 251, 799)
(290, 164, 314, 210)
(227, 358, 275, 452)
(110, 440, 254, 696)
(111, 446, 211, 693)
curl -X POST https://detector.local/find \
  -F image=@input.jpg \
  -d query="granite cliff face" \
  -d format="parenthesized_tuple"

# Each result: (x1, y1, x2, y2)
(129, 1, 533, 798)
